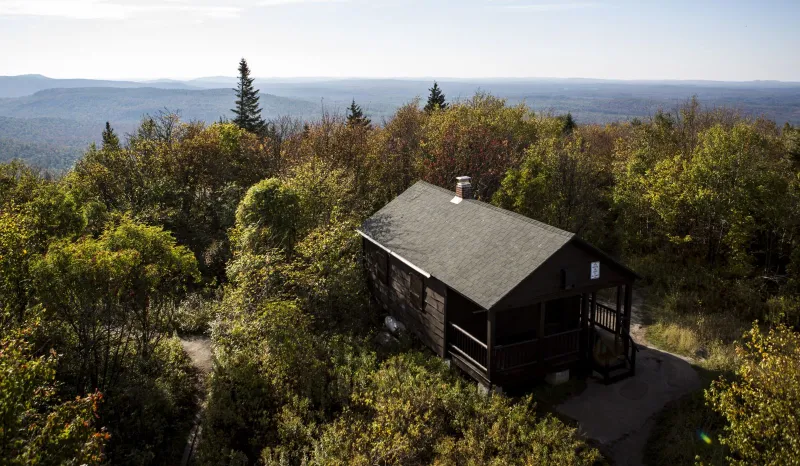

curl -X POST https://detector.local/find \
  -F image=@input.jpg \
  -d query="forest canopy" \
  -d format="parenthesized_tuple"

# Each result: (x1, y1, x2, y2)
(2, 90, 800, 465)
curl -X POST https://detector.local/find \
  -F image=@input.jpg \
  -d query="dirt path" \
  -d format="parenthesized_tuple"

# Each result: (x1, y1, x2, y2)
(180, 335, 213, 374)
(179, 335, 213, 466)
(556, 292, 701, 466)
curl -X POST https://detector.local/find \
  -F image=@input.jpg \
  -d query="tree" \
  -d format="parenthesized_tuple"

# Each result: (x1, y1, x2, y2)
(101, 122, 120, 151)
(0, 324, 108, 464)
(493, 134, 610, 243)
(31, 217, 199, 393)
(346, 100, 371, 128)
(232, 178, 301, 254)
(706, 323, 800, 465)
(559, 112, 576, 135)
(421, 93, 538, 200)
(232, 58, 266, 134)
(424, 81, 447, 112)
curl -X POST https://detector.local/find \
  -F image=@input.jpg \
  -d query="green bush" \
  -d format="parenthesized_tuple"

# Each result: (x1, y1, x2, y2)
(312, 352, 600, 466)
(706, 323, 800, 465)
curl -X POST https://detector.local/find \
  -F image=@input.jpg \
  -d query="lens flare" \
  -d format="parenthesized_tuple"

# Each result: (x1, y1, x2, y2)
(697, 430, 713, 445)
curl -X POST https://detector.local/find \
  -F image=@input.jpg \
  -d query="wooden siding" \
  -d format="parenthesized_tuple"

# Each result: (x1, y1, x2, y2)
(364, 240, 447, 356)
(493, 241, 634, 310)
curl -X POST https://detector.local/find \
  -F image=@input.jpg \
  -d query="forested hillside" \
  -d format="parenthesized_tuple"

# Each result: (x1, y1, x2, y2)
(2, 90, 800, 465)
(2, 76, 799, 172)
(0, 74, 197, 98)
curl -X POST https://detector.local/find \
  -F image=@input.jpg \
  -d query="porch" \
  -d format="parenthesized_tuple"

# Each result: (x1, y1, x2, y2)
(446, 286, 637, 387)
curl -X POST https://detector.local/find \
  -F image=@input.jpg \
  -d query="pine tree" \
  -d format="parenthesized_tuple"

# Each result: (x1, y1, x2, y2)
(232, 58, 266, 134)
(346, 99, 371, 128)
(101, 121, 120, 150)
(424, 81, 447, 112)
(560, 112, 576, 135)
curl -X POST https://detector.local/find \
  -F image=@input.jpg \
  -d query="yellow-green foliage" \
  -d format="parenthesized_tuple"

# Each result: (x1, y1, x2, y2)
(312, 352, 600, 466)
(232, 177, 300, 253)
(0, 324, 107, 465)
(706, 324, 800, 465)
(493, 133, 613, 245)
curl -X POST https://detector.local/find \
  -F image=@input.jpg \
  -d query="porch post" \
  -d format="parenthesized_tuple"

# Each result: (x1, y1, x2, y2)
(486, 308, 496, 382)
(624, 283, 633, 354)
(589, 292, 597, 360)
(615, 285, 623, 345)
(580, 293, 589, 370)
(537, 302, 546, 365)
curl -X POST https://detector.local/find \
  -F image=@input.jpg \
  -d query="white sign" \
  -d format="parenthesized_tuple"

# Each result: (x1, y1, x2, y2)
(590, 261, 600, 279)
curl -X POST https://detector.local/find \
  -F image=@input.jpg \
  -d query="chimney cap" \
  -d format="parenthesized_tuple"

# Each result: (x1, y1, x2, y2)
(454, 175, 473, 201)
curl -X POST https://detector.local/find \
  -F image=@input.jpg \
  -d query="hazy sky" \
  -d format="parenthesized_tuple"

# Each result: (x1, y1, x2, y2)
(1, 0, 798, 81)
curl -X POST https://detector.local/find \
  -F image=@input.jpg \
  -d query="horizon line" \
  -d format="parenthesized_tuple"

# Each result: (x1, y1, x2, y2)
(5, 73, 800, 85)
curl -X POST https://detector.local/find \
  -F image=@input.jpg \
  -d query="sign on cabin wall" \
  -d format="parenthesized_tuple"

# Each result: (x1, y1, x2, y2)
(590, 261, 600, 280)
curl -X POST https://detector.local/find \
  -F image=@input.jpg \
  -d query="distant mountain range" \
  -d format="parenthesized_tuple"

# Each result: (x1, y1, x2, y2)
(1, 74, 799, 170)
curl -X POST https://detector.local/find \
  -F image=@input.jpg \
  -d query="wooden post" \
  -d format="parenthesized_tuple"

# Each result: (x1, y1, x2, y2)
(442, 287, 449, 359)
(580, 293, 589, 371)
(615, 285, 623, 345)
(537, 302, 546, 339)
(486, 308, 496, 382)
(624, 283, 633, 354)
(589, 292, 597, 363)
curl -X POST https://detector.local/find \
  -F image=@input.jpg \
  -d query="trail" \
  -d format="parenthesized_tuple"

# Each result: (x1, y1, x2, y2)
(179, 335, 213, 466)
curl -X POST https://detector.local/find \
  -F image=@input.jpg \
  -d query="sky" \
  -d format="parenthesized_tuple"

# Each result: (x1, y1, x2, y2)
(0, 0, 798, 81)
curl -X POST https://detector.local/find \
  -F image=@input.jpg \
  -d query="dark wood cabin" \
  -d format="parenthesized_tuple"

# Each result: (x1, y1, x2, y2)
(360, 177, 641, 388)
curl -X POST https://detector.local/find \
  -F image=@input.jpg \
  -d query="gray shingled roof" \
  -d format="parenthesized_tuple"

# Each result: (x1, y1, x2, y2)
(360, 181, 575, 310)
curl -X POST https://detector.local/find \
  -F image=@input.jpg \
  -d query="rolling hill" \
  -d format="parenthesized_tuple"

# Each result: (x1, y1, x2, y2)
(1, 74, 799, 170)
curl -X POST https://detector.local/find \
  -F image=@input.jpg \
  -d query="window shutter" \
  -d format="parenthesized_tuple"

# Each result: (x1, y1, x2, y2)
(376, 250, 388, 284)
(410, 272, 424, 309)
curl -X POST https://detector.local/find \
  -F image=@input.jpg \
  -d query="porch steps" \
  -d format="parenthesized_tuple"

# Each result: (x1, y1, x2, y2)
(602, 365, 635, 384)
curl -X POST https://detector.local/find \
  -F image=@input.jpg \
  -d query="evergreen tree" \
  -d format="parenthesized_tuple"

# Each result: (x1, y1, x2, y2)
(560, 112, 576, 135)
(346, 99, 371, 128)
(424, 81, 447, 112)
(101, 121, 120, 150)
(232, 58, 266, 134)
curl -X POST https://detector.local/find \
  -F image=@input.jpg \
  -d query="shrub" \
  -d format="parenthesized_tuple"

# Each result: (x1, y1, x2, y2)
(312, 352, 600, 466)
(706, 323, 800, 465)
(0, 324, 108, 465)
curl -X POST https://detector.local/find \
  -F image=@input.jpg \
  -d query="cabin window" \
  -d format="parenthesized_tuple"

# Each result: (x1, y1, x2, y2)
(561, 268, 575, 290)
(410, 272, 425, 310)
(375, 249, 388, 284)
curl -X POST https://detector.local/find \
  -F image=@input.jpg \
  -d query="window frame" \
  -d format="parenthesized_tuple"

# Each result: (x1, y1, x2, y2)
(409, 271, 425, 310)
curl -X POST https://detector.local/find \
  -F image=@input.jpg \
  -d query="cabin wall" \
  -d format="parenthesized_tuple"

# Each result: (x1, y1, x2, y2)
(363, 239, 447, 356)
(494, 241, 632, 310)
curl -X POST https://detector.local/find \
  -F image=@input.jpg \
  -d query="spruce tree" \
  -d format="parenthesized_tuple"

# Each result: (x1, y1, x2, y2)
(101, 122, 120, 150)
(424, 81, 447, 112)
(346, 99, 371, 128)
(560, 112, 576, 135)
(232, 58, 266, 134)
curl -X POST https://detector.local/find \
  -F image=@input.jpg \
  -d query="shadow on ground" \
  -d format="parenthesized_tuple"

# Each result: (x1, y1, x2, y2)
(555, 345, 701, 466)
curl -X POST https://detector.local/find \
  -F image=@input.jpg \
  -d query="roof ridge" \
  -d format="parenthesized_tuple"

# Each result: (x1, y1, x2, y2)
(412, 180, 574, 238)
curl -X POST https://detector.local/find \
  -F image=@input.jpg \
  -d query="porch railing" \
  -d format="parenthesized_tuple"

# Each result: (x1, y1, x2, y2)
(591, 300, 620, 334)
(447, 323, 487, 371)
(450, 325, 582, 374)
(542, 328, 581, 361)
(493, 338, 539, 372)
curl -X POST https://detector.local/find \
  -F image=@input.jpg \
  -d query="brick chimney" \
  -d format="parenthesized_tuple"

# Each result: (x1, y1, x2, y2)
(455, 176, 472, 199)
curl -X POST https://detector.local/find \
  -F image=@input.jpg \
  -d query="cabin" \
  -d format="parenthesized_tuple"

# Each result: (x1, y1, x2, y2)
(359, 176, 641, 388)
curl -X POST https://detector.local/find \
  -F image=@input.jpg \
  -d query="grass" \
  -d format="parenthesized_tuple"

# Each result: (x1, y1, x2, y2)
(628, 255, 755, 465)
(646, 312, 740, 373)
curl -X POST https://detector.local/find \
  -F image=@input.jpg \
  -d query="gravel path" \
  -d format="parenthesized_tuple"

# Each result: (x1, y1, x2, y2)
(179, 335, 213, 466)
(180, 335, 213, 374)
